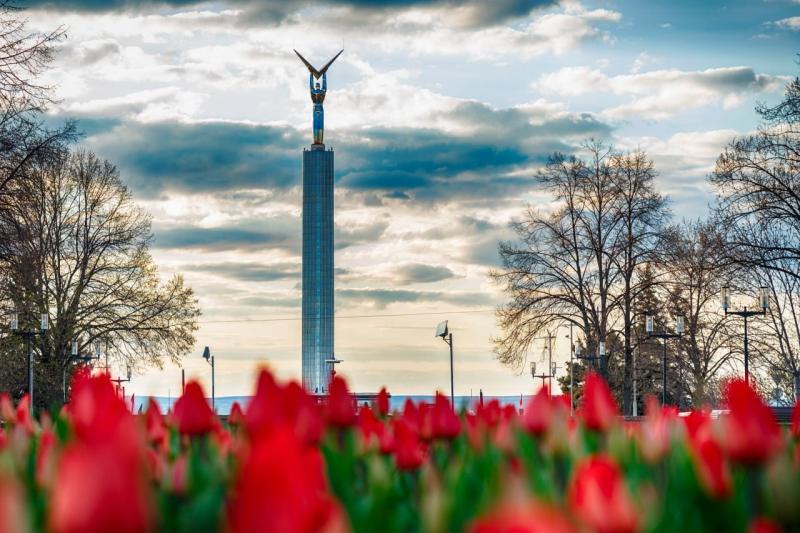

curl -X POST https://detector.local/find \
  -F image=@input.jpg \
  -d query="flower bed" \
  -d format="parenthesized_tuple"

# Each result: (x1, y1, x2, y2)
(1, 370, 799, 532)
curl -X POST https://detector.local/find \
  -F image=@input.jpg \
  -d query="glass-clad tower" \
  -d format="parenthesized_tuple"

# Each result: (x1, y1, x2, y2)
(301, 145, 334, 394)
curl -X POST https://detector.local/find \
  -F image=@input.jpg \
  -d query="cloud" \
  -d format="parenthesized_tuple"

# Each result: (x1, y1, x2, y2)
(154, 225, 298, 252)
(78, 93, 609, 200)
(86, 120, 303, 196)
(394, 263, 456, 284)
(534, 66, 785, 120)
(336, 288, 493, 309)
(774, 16, 800, 30)
(28, 0, 559, 28)
(185, 261, 300, 282)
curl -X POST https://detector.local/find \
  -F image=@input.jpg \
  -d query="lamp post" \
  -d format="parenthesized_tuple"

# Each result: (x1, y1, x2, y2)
(10, 311, 49, 413)
(435, 321, 454, 409)
(646, 315, 684, 405)
(62, 339, 101, 403)
(324, 357, 343, 382)
(565, 324, 575, 414)
(202, 346, 215, 412)
(722, 286, 768, 385)
(110, 365, 132, 396)
(530, 361, 557, 392)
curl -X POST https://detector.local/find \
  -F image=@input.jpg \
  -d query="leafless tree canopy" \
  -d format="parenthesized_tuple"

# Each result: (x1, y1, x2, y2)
(0, 149, 200, 407)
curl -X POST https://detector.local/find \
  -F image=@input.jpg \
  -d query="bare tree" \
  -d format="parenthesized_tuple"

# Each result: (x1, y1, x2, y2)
(0, 149, 200, 407)
(662, 220, 736, 406)
(607, 151, 669, 413)
(494, 143, 672, 409)
(711, 69, 800, 274)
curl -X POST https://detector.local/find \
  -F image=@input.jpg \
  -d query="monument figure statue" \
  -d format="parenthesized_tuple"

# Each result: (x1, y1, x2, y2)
(294, 49, 343, 145)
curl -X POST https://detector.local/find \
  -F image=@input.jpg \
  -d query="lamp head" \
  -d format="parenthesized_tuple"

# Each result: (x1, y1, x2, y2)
(202, 346, 211, 361)
(530, 361, 536, 378)
(40, 313, 48, 331)
(676, 316, 685, 334)
(10, 312, 17, 331)
(71, 339, 78, 356)
(598, 342, 606, 356)
(759, 286, 769, 310)
(721, 286, 730, 311)
(645, 315, 654, 334)
(435, 320, 448, 338)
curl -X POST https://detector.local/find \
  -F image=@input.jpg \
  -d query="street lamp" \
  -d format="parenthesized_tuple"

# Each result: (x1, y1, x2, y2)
(646, 314, 684, 405)
(202, 346, 215, 412)
(324, 357, 343, 381)
(10, 310, 49, 413)
(63, 338, 100, 402)
(721, 286, 768, 385)
(530, 361, 557, 392)
(435, 321, 454, 409)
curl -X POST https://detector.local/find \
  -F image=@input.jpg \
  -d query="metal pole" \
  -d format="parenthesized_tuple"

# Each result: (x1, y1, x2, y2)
(448, 333, 454, 410)
(548, 334, 553, 393)
(27, 335, 33, 413)
(743, 311, 749, 385)
(794, 371, 800, 403)
(633, 342, 638, 417)
(211, 355, 216, 412)
(662, 340, 667, 405)
(569, 324, 574, 414)
(181, 368, 185, 394)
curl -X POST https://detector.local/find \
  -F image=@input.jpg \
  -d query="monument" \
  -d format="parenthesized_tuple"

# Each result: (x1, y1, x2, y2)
(295, 49, 342, 394)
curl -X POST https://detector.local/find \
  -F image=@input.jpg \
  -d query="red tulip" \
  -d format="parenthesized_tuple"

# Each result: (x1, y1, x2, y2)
(568, 455, 638, 533)
(227, 427, 347, 533)
(245, 370, 322, 444)
(326, 375, 355, 428)
(51, 373, 153, 533)
(358, 404, 387, 450)
(580, 373, 619, 432)
(229, 401, 244, 426)
(377, 387, 390, 416)
(170, 455, 188, 495)
(722, 379, 781, 464)
(431, 393, 460, 440)
(748, 517, 781, 533)
(689, 432, 731, 499)
(0, 474, 26, 533)
(523, 386, 555, 436)
(469, 502, 575, 533)
(144, 399, 167, 448)
(639, 396, 677, 464)
(393, 417, 426, 470)
(35, 429, 57, 488)
(0, 393, 15, 424)
(173, 381, 215, 436)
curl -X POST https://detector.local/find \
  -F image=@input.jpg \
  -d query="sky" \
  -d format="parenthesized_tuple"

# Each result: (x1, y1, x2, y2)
(25, 0, 800, 399)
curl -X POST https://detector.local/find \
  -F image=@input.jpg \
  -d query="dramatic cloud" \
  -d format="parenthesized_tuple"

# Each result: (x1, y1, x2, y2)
(336, 288, 493, 309)
(28, 0, 559, 28)
(394, 263, 456, 284)
(185, 261, 301, 282)
(534, 66, 784, 120)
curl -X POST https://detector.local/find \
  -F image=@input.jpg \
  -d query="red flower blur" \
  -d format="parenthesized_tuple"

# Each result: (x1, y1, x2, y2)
(580, 372, 619, 432)
(393, 417, 426, 470)
(227, 427, 347, 533)
(229, 401, 244, 427)
(523, 386, 555, 436)
(172, 381, 215, 436)
(431, 393, 460, 440)
(50, 373, 153, 533)
(377, 387, 390, 417)
(326, 376, 356, 428)
(722, 379, 782, 464)
(469, 502, 575, 533)
(639, 396, 677, 464)
(568, 455, 638, 533)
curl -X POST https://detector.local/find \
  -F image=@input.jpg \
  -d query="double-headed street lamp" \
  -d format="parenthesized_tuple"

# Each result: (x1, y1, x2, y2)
(645, 315, 684, 406)
(10, 311, 48, 413)
(530, 361, 557, 392)
(63, 339, 101, 402)
(722, 286, 769, 385)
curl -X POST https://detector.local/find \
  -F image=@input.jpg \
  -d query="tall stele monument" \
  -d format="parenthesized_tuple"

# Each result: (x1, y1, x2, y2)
(295, 48, 342, 394)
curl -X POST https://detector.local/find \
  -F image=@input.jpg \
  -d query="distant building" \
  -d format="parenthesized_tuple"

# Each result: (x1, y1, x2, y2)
(301, 145, 334, 394)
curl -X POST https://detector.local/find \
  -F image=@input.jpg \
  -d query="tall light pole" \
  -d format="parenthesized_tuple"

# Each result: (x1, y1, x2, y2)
(722, 286, 769, 385)
(530, 361, 557, 392)
(202, 346, 215, 412)
(63, 339, 100, 403)
(565, 324, 575, 414)
(646, 315, 684, 405)
(435, 321, 454, 409)
(10, 311, 48, 413)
